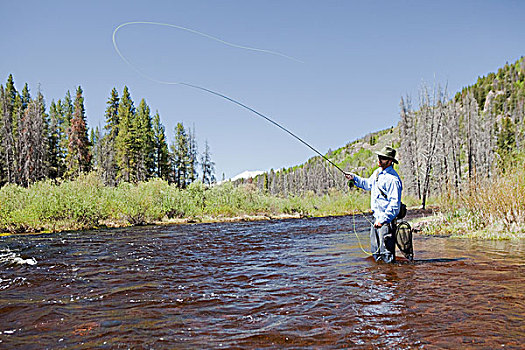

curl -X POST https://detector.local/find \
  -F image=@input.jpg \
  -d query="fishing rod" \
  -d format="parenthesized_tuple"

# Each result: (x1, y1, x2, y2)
(179, 86, 376, 256)
(180, 83, 347, 175)
(181, 84, 374, 256)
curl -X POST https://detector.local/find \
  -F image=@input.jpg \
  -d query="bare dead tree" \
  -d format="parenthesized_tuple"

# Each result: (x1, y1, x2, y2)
(442, 100, 463, 192)
(18, 93, 48, 186)
(511, 98, 525, 152)
(462, 91, 480, 180)
(417, 83, 446, 209)
(477, 95, 497, 179)
(399, 95, 421, 198)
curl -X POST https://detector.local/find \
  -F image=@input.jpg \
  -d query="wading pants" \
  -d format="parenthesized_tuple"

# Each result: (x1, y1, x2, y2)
(370, 223, 396, 263)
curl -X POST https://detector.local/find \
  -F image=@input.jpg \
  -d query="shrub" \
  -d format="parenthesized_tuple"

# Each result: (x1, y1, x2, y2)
(0, 184, 36, 233)
(0, 173, 379, 234)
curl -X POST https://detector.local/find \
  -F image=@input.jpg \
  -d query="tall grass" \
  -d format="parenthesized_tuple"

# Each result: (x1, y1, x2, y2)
(0, 174, 372, 234)
(432, 165, 525, 239)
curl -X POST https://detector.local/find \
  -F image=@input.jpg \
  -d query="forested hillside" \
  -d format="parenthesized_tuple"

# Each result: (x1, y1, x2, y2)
(237, 56, 525, 208)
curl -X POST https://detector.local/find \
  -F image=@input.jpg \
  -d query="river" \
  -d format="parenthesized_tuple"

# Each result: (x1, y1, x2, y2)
(0, 215, 523, 349)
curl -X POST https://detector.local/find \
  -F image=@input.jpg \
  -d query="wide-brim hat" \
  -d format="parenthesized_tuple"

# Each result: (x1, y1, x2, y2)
(375, 146, 398, 164)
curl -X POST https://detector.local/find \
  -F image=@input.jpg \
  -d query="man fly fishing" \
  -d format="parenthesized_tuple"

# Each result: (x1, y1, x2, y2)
(345, 146, 403, 263)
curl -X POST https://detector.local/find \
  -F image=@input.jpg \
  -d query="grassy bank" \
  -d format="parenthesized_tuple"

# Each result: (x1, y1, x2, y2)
(6, 170, 522, 240)
(415, 165, 525, 240)
(0, 174, 373, 234)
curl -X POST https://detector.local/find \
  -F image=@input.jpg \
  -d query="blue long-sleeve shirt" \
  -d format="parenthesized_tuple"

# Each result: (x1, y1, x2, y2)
(353, 166, 403, 224)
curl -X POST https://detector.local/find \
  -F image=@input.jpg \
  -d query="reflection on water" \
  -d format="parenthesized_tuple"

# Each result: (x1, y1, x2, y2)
(0, 216, 523, 349)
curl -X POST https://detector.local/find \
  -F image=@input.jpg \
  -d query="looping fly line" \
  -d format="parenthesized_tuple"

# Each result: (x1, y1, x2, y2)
(112, 21, 303, 85)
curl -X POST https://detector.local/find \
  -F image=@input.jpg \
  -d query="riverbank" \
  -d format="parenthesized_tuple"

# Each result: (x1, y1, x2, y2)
(0, 203, 452, 240)
(2, 204, 521, 240)
(101, 212, 306, 227)
(2, 172, 524, 240)
(403, 164, 525, 240)
(0, 174, 371, 235)
(408, 209, 525, 240)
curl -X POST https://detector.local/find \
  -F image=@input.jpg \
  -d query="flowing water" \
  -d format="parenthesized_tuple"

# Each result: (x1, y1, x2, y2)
(0, 215, 523, 349)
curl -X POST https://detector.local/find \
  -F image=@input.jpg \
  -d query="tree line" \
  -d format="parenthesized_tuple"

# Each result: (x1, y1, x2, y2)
(249, 157, 350, 197)
(0, 74, 216, 188)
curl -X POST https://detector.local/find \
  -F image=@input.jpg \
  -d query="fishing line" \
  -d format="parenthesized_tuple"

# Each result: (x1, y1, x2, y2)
(113, 21, 304, 68)
(352, 212, 372, 256)
(112, 21, 346, 175)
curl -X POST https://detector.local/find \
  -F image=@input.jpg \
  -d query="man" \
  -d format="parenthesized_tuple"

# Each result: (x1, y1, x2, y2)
(345, 146, 402, 263)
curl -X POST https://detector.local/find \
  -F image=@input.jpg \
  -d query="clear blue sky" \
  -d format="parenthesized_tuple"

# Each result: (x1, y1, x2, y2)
(1, 0, 524, 179)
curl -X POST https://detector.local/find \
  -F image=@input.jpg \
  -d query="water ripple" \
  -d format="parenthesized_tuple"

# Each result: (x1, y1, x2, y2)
(0, 216, 523, 348)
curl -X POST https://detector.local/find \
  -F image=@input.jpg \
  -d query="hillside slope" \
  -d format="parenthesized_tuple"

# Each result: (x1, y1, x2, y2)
(234, 126, 400, 197)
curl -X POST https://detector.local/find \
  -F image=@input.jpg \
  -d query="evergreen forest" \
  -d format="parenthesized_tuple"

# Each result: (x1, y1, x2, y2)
(0, 78, 216, 188)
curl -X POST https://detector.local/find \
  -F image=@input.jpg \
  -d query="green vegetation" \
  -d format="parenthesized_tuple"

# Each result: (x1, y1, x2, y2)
(339, 148, 375, 176)
(0, 174, 372, 234)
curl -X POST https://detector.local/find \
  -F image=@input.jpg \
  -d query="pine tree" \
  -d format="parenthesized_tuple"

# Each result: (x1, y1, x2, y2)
(200, 139, 216, 185)
(58, 91, 74, 176)
(21, 83, 31, 112)
(171, 122, 190, 188)
(47, 100, 62, 179)
(104, 88, 120, 140)
(100, 88, 119, 185)
(187, 124, 198, 183)
(115, 86, 136, 182)
(135, 98, 154, 181)
(63, 90, 74, 125)
(91, 126, 102, 172)
(0, 75, 19, 184)
(0, 85, 5, 185)
(152, 111, 170, 180)
(52, 99, 68, 178)
(65, 86, 91, 177)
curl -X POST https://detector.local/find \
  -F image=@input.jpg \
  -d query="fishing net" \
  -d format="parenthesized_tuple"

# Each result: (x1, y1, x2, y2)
(395, 221, 413, 261)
